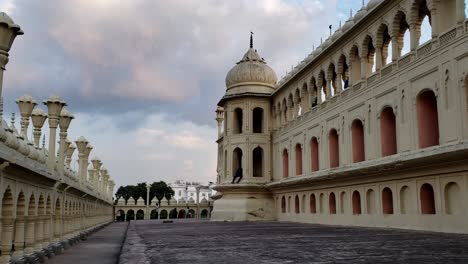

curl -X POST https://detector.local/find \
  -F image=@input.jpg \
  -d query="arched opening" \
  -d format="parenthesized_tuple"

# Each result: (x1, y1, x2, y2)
(252, 147, 263, 177)
(319, 70, 327, 101)
(1, 188, 14, 258)
(281, 196, 286, 213)
(233, 108, 243, 134)
(340, 191, 348, 214)
(310, 137, 319, 172)
(126, 209, 135, 221)
(363, 35, 376, 75)
(319, 193, 325, 214)
(282, 99, 288, 123)
(380, 107, 397, 156)
(366, 189, 376, 214)
(116, 210, 125, 221)
(338, 54, 350, 89)
(201, 209, 209, 219)
(301, 195, 306, 213)
(329, 129, 339, 168)
(150, 209, 158, 219)
(294, 89, 302, 117)
(412, 0, 432, 46)
(351, 119, 365, 163)
(295, 195, 300, 214)
(400, 185, 411, 214)
(394, 11, 411, 57)
(136, 209, 144, 220)
(169, 209, 178, 219)
(420, 183, 436, 214)
(310, 78, 319, 107)
(352, 191, 362, 215)
(287, 196, 291, 213)
(328, 63, 338, 96)
(232, 147, 243, 180)
(282, 149, 289, 178)
(288, 94, 295, 120)
(301, 83, 309, 112)
(160, 209, 168, 219)
(253, 107, 263, 133)
(178, 209, 186, 219)
(417, 90, 439, 148)
(350, 45, 361, 83)
(295, 144, 303, 176)
(310, 194, 316, 214)
(445, 182, 461, 215)
(382, 187, 394, 214)
(329, 192, 336, 214)
(377, 24, 393, 67)
(188, 209, 195, 218)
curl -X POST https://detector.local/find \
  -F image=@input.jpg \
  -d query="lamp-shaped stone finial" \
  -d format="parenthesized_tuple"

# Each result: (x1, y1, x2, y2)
(43, 95, 66, 172)
(215, 106, 224, 138)
(16, 95, 37, 139)
(57, 107, 74, 176)
(31, 107, 47, 148)
(75, 136, 92, 184)
(65, 141, 76, 168)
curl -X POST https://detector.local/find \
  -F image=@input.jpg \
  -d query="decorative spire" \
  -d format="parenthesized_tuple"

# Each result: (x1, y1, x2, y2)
(10, 112, 15, 128)
(42, 134, 46, 148)
(0, 97, 3, 122)
(339, 20, 342, 28)
(350, 9, 353, 18)
(250, 31, 254, 48)
(362, 0, 365, 7)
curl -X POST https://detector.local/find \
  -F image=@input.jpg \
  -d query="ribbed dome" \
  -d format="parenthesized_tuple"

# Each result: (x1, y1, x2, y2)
(367, 0, 384, 10)
(353, 7, 368, 22)
(225, 48, 277, 90)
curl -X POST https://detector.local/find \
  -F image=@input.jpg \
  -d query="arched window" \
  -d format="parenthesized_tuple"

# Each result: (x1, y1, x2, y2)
(444, 182, 461, 215)
(232, 148, 243, 178)
(253, 107, 263, 133)
(363, 35, 376, 75)
(328, 63, 338, 96)
(412, 0, 432, 46)
(233, 108, 243, 134)
(282, 149, 289, 178)
(366, 189, 376, 214)
(352, 191, 361, 215)
(382, 187, 394, 214)
(252, 147, 263, 177)
(287, 196, 291, 213)
(329, 192, 336, 214)
(295, 195, 300, 214)
(380, 107, 397, 156)
(420, 183, 435, 214)
(329, 129, 339, 168)
(377, 24, 392, 67)
(393, 11, 410, 57)
(338, 54, 349, 89)
(310, 137, 319, 172)
(319, 70, 327, 101)
(310, 78, 319, 107)
(281, 196, 286, 213)
(295, 144, 303, 176)
(351, 119, 365, 163)
(319, 193, 325, 214)
(400, 186, 411, 214)
(417, 90, 439, 148)
(310, 194, 316, 214)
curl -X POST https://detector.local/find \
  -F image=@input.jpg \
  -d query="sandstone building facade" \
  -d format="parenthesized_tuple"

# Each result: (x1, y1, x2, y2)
(212, 0, 468, 234)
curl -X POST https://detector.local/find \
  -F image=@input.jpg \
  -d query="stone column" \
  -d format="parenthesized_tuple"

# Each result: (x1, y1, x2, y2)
(24, 215, 36, 255)
(145, 183, 150, 220)
(44, 96, 66, 172)
(456, 0, 466, 23)
(57, 108, 73, 177)
(34, 215, 44, 251)
(0, 217, 15, 264)
(430, 7, 439, 38)
(12, 216, 25, 258)
(75, 137, 92, 185)
(410, 23, 418, 51)
(375, 47, 383, 70)
(215, 106, 224, 138)
(391, 33, 399, 61)
(16, 95, 37, 139)
(360, 55, 367, 79)
(31, 108, 47, 148)
(196, 186, 200, 219)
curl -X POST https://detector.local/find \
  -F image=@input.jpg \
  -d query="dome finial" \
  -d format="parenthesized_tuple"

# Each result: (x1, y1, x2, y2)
(250, 31, 254, 48)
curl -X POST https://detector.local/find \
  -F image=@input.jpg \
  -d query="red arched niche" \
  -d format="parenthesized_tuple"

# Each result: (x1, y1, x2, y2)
(310, 194, 316, 214)
(329, 129, 339, 168)
(329, 192, 336, 214)
(351, 119, 365, 163)
(295, 195, 300, 214)
(282, 149, 289, 178)
(352, 191, 361, 215)
(420, 183, 436, 214)
(380, 107, 397, 156)
(310, 137, 319, 171)
(382, 187, 394, 214)
(281, 196, 286, 213)
(417, 90, 439, 148)
(295, 144, 303, 175)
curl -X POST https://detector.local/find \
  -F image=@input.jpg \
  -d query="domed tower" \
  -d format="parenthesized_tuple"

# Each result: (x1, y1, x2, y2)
(212, 34, 276, 221)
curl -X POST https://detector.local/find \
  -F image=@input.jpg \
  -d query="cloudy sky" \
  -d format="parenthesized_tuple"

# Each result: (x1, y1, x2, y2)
(0, 0, 399, 189)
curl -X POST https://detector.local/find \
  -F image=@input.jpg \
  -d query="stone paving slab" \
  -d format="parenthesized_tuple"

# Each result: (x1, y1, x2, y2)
(47, 222, 128, 264)
(122, 220, 468, 264)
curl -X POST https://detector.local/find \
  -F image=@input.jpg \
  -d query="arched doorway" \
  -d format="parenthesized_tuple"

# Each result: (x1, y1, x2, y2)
(352, 191, 361, 215)
(126, 210, 135, 221)
(116, 209, 125, 221)
(282, 149, 289, 178)
(380, 107, 397, 156)
(310, 137, 319, 171)
(201, 209, 209, 219)
(169, 209, 178, 219)
(160, 210, 168, 219)
(252, 147, 263, 177)
(178, 209, 186, 219)
(382, 188, 394, 214)
(329, 192, 336, 214)
(150, 209, 158, 219)
(252, 107, 264, 133)
(232, 147, 243, 180)
(329, 129, 339, 168)
(417, 90, 439, 148)
(420, 183, 436, 214)
(351, 119, 365, 162)
(136, 209, 145, 220)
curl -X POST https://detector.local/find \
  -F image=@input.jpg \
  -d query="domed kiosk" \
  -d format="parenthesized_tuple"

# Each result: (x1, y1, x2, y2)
(211, 34, 276, 221)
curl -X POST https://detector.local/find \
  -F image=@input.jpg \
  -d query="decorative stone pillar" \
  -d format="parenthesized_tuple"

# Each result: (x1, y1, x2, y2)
(30, 108, 47, 148)
(0, 13, 23, 103)
(65, 142, 76, 168)
(360, 55, 368, 79)
(16, 95, 37, 139)
(57, 108, 73, 177)
(0, 217, 15, 264)
(145, 183, 150, 220)
(196, 186, 200, 219)
(34, 215, 44, 259)
(12, 216, 25, 259)
(410, 23, 418, 51)
(75, 137, 92, 184)
(91, 158, 102, 190)
(391, 33, 399, 61)
(456, 0, 465, 24)
(375, 47, 383, 70)
(287, 98, 294, 120)
(325, 77, 332, 99)
(24, 215, 36, 255)
(43, 96, 66, 172)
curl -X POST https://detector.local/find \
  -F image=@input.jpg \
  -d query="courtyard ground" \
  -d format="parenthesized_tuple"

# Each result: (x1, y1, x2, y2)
(119, 220, 468, 264)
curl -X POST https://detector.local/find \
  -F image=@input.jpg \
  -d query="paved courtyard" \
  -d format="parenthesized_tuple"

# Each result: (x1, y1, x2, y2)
(119, 220, 468, 264)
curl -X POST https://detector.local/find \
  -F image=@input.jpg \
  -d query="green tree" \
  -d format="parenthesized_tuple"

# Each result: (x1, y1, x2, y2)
(114, 181, 174, 205)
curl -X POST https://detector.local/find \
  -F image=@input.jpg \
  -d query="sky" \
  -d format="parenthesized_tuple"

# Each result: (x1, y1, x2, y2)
(0, 0, 455, 190)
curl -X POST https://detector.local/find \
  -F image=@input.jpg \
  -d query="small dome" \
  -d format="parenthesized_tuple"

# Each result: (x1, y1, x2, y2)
(367, 0, 384, 10)
(322, 37, 332, 49)
(225, 47, 277, 91)
(331, 28, 343, 41)
(342, 19, 355, 32)
(353, 7, 368, 22)
(0, 12, 23, 35)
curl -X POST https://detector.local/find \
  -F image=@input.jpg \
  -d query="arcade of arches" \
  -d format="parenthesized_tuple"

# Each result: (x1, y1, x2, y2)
(213, 0, 468, 233)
